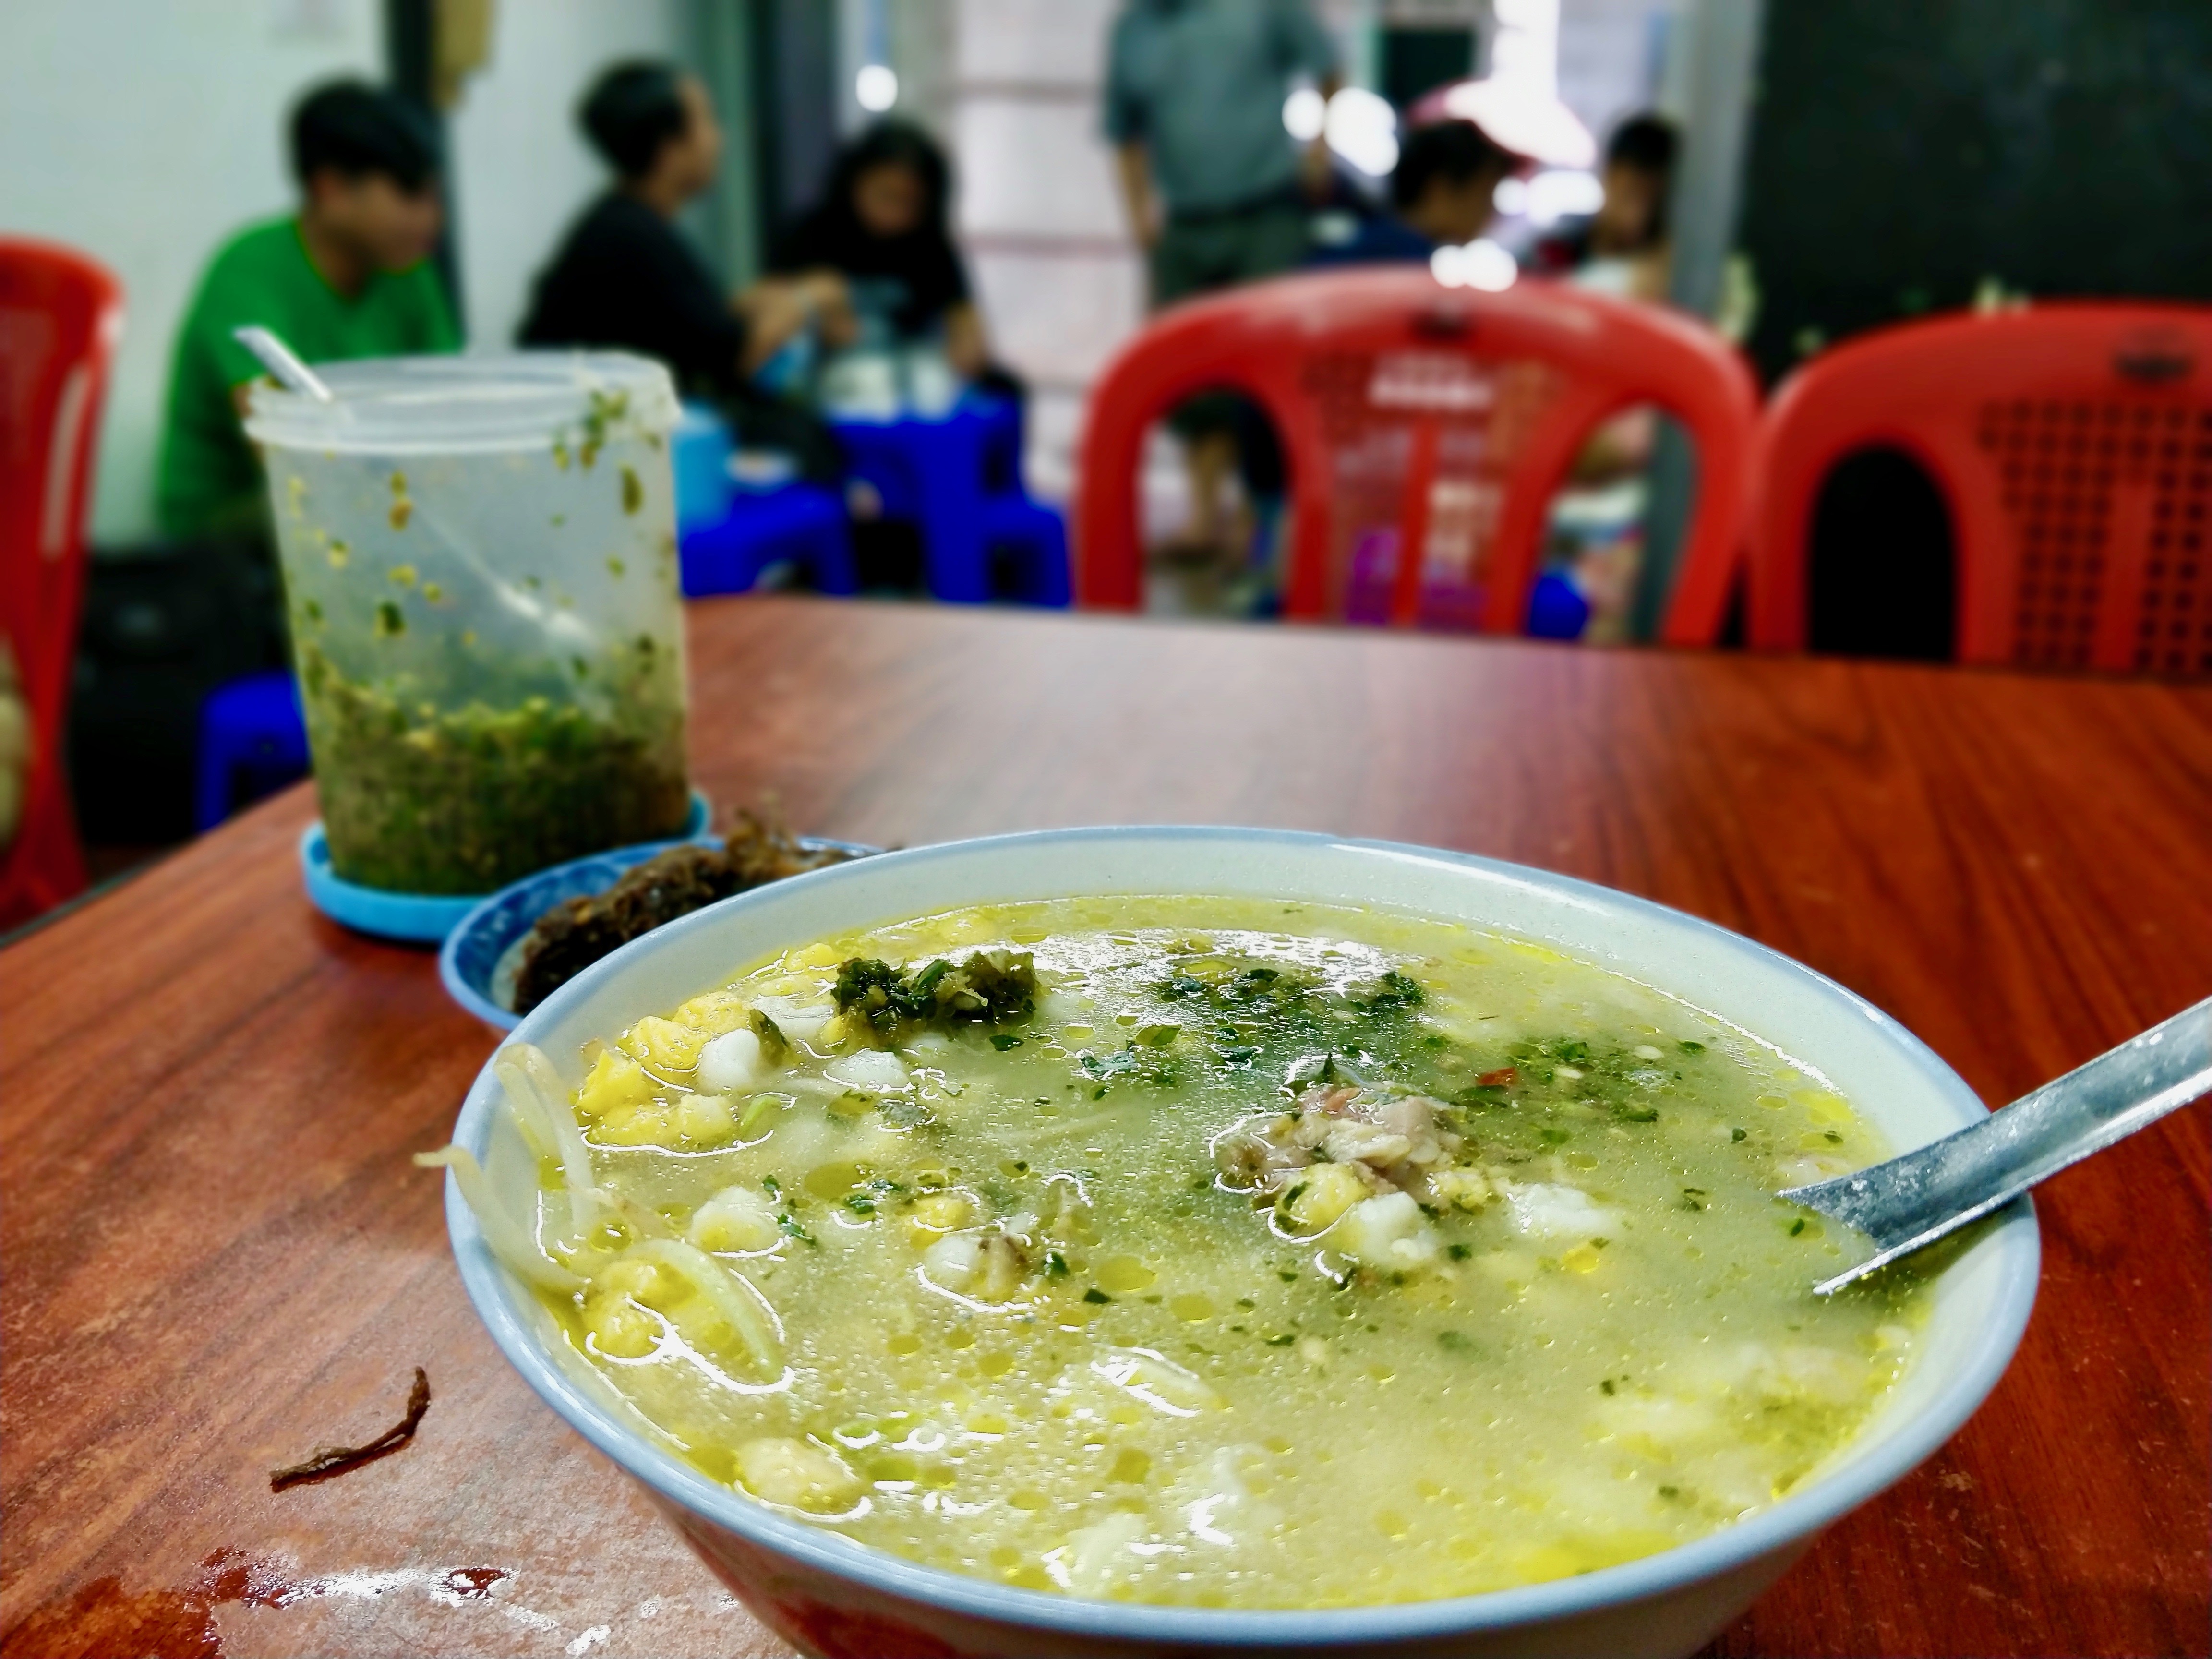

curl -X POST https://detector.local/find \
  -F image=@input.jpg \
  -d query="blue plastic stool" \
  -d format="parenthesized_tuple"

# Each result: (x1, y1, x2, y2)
(680, 483, 859, 597)
(195, 669, 310, 831)
(830, 395, 1069, 605)
(978, 493, 1071, 606)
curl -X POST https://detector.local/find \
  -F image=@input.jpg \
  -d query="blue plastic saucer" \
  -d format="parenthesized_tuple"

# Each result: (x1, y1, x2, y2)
(301, 791, 711, 946)
(437, 831, 878, 1030)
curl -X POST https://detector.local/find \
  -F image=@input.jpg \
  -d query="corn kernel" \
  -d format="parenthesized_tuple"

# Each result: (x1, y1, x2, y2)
(678, 1091, 736, 1145)
(904, 1190, 977, 1244)
(1282, 1162, 1370, 1233)
(623, 1014, 706, 1070)
(583, 1293, 660, 1358)
(578, 1049, 655, 1118)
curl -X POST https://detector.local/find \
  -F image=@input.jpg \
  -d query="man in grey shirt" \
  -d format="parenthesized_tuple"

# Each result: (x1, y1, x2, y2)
(1106, 0, 1341, 307)
(1106, 0, 1341, 575)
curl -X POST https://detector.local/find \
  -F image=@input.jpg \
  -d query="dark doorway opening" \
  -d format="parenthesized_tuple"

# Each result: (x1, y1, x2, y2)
(1806, 447, 1956, 660)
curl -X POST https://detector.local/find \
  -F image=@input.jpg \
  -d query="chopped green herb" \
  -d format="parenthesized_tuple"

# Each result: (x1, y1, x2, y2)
(991, 1033, 1024, 1051)
(1082, 1288, 1112, 1304)
(834, 950, 1037, 1037)
(293, 633, 687, 894)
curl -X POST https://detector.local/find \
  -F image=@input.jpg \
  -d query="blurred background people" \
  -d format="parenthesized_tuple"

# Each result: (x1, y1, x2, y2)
(1107, 0, 1342, 574)
(1531, 113, 1678, 299)
(1107, 0, 1341, 307)
(520, 61, 846, 400)
(769, 120, 990, 381)
(156, 81, 455, 545)
(1311, 120, 1520, 268)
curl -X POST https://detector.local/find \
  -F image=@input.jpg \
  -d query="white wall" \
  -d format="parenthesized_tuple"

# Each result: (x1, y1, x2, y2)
(0, 0, 382, 544)
(0, 0, 686, 546)
(946, 0, 1141, 503)
(446, 0, 687, 353)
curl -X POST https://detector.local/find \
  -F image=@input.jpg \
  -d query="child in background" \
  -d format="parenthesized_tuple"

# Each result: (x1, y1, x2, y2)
(1309, 120, 1520, 268)
(1531, 113, 1678, 300)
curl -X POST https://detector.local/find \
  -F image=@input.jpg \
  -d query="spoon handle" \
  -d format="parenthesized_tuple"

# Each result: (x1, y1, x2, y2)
(1787, 995, 2212, 1295)
(233, 325, 336, 403)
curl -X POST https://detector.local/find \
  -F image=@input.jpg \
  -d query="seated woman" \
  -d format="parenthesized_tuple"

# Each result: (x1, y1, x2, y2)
(769, 121, 991, 381)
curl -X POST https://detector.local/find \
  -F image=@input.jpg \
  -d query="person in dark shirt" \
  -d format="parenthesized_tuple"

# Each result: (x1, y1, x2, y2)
(769, 120, 989, 378)
(1310, 119, 1518, 269)
(519, 62, 846, 398)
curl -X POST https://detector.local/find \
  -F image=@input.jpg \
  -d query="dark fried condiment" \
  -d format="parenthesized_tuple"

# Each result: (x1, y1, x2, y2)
(510, 813, 861, 1013)
(269, 1367, 431, 1491)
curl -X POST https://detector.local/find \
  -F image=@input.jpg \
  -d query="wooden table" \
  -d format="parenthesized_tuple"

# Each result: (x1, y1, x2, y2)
(4, 597, 2207, 1659)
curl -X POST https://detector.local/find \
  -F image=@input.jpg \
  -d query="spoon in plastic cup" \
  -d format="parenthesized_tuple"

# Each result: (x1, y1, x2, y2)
(233, 325, 335, 402)
(1786, 994, 2212, 1295)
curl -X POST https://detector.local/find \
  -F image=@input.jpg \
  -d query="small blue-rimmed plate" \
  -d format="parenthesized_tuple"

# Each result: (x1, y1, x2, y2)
(302, 792, 713, 946)
(438, 833, 878, 1029)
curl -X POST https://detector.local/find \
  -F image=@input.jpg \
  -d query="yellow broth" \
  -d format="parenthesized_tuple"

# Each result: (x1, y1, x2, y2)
(527, 898, 1924, 1608)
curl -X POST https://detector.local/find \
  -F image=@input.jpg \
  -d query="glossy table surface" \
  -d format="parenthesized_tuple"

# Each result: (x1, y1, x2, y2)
(3, 596, 2207, 1659)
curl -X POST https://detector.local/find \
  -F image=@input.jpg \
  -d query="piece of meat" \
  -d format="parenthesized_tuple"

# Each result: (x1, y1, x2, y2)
(1213, 1115, 1313, 1194)
(1218, 1089, 1467, 1216)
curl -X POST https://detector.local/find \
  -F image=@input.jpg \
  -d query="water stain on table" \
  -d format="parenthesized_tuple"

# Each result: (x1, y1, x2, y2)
(0, 1550, 510, 1658)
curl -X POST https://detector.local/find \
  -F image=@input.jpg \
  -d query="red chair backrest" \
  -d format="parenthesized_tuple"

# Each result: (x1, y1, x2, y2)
(1074, 266, 1758, 634)
(0, 238, 124, 925)
(1728, 304, 2212, 675)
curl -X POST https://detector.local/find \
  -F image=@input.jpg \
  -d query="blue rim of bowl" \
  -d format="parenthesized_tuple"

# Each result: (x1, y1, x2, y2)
(301, 792, 712, 945)
(442, 826, 2042, 1647)
(438, 832, 882, 1029)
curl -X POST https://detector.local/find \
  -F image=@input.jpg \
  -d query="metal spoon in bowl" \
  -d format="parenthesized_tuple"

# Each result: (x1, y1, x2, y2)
(1787, 995, 2212, 1295)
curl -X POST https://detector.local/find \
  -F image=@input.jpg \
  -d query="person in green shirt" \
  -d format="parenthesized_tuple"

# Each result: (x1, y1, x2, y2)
(157, 81, 459, 542)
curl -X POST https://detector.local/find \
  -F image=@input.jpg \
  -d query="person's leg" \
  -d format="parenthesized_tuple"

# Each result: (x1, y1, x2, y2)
(1180, 204, 1306, 578)
(1151, 218, 1257, 570)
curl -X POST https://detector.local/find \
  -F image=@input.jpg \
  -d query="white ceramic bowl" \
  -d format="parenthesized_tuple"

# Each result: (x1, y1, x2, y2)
(441, 827, 2038, 1659)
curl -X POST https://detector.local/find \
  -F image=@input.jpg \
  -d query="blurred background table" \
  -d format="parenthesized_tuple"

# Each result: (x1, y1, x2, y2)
(3, 596, 2205, 1659)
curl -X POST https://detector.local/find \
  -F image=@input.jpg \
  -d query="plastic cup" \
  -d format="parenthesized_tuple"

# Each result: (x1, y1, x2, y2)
(246, 353, 692, 896)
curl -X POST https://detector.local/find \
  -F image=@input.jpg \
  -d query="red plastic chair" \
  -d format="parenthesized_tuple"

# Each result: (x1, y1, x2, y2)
(1074, 265, 1758, 634)
(1717, 304, 2212, 675)
(0, 239, 124, 930)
